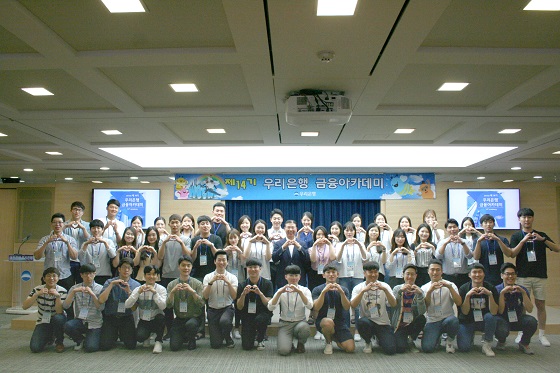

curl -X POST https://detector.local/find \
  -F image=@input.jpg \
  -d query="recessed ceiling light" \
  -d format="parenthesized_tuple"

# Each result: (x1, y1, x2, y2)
(45, 151, 63, 155)
(511, 166, 522, 170)
(130, 176, 138, 180)
(102, 130, 122, 135)
(0, 132, 7, 137)
(317, 0, 358, 16)
(100, 145, 516, 169)
(206, 128, 226, 134)
(65, 177, 73, 181)
(301, 131, 319, 137)
(92, 180, 103, 184)
(10, 176, 18, 179)
(553, 151, 560, 155)
(100, 167, 110, 170)
(394, 128, 415, 134)
(23, 168, 33, 172)
(101, 0, 146, 13)
(499, 129, 521, 134)
(20, 180, 25, 183)
(140, 181, 150, 184)
(170, 83, 199, 92)
(477, 176, 486, 180)
(454, 180, 463, 183)
(524, 0, 560, 11)
(533, 175, 543, 179)
(168, 176, 175, 180)
(437, 82, 469, 91)
(21, 87, 54, 96)
(503, 179, 514, 183)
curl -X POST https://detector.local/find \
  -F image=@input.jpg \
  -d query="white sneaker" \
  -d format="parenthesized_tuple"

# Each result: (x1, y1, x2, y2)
(515, 332, 523, 344)
(482, 340, 495, 357)
(324, 343, 333, 355)
(74, 342, 82, 351)
(143, 339, 151, 348)
(314, 332, 322, 340)
(233, 329, 241, 339)
(321, 333, 325, 340)
(152, 341, 162, 354)
(354, 333, 362, 342)
(363, 342, 372, 353)
(446, 340, 455, 354)
(256, 341, 265, 351)
(371, 338, 379, 347)
(539, 335, 551, 347)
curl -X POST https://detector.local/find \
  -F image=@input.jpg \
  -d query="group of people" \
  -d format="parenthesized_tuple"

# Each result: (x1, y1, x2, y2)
(26, 199, 558, 358)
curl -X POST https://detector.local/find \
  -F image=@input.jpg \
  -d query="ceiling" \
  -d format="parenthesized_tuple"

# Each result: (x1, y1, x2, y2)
(1, 0, 560, 184)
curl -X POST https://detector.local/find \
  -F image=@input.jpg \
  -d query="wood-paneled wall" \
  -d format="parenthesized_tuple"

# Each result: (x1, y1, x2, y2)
(1, 181, 558, 306)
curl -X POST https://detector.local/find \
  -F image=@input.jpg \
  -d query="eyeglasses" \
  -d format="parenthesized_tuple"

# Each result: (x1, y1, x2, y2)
(502, 272, 516, 277)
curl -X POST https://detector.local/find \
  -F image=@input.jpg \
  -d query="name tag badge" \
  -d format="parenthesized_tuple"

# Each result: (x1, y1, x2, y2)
(527, 250, 537, 262)
(54, 250, 63, 262)
(117, 301, 126, 313)
(467, 257, 476, 266)
(396, 266, 404, 278)
(403, 312, 413, 323)
(317, 264, 324, 275)
(347, 261, 355, 277)
(141, 308, 152, 321)
(286, 310, 295, 319)
(488, 253, 498, 266)
(452, 257, 461, 268)
(327, 307, 336, 319)
(508, 309, 518, 323)
(248, 300, 257, 314)
(217, 296, 226, 308)
(200, 254, 208, 266)
(433, 305, 443, 316)
(78, 307, 89, 320)
(473, 309, 483, 322)
(179, 301, 188, 313)
(93, 256, 101, 268)
(41, 311, 52, 324)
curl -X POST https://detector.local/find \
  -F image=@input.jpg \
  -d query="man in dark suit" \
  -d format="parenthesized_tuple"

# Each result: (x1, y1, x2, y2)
(272, 220, 310, 288)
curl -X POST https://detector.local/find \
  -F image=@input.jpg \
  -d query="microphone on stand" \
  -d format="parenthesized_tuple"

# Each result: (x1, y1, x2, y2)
(17, 234, 31, 254)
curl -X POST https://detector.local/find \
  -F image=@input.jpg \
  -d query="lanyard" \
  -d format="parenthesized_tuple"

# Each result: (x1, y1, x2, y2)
(431, 287, 442, 306)
(451, 242, 460, 258)
(287, 291, 299, 314)
(91, 243, 101, 257)
(486, 239, 496, 255)
(346, 244, 355, 262)
(316, 244, 327, 264)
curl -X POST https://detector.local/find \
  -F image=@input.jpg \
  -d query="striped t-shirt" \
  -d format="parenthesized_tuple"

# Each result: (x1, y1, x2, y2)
(28, 285, 68, 324)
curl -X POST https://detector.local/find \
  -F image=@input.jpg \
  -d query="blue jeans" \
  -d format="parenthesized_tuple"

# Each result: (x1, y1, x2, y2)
(497, 314, 538, 346)
(30, 313, 67, 353)
(356, 317, 396, 355)
(421, 315, 459, 353)
(64, 318, 101, 353)
(339, 277, 362, 325)
(457, 313, 508, 352)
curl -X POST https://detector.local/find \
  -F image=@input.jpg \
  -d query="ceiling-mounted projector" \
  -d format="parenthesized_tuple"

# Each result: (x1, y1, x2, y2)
(285, 90, 352, 126)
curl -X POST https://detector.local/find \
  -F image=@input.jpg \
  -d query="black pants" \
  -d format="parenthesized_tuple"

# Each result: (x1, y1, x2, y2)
(240, 313, 271, 350)
(394, 314, 426, 353)
(99, 314, 137, 350)
(169, 316, 200, 351)
(137, 314, 166, 343)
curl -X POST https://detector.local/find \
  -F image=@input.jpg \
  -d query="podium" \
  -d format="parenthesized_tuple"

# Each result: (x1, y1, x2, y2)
(6, 254, 38, 314)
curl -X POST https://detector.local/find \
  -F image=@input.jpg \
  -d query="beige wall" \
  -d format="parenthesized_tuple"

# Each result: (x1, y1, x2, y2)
(1, 181, 559, 306)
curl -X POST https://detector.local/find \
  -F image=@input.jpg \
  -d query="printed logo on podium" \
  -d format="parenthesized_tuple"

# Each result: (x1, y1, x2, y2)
(21, 270, 32, 282)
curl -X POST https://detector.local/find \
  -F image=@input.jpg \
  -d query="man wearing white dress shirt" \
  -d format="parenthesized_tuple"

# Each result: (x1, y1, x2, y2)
(268, 264, 313, 355)
(351, 261, 397, 355)
(99, 199, 125, 247)
(203, 250, 238, 349)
